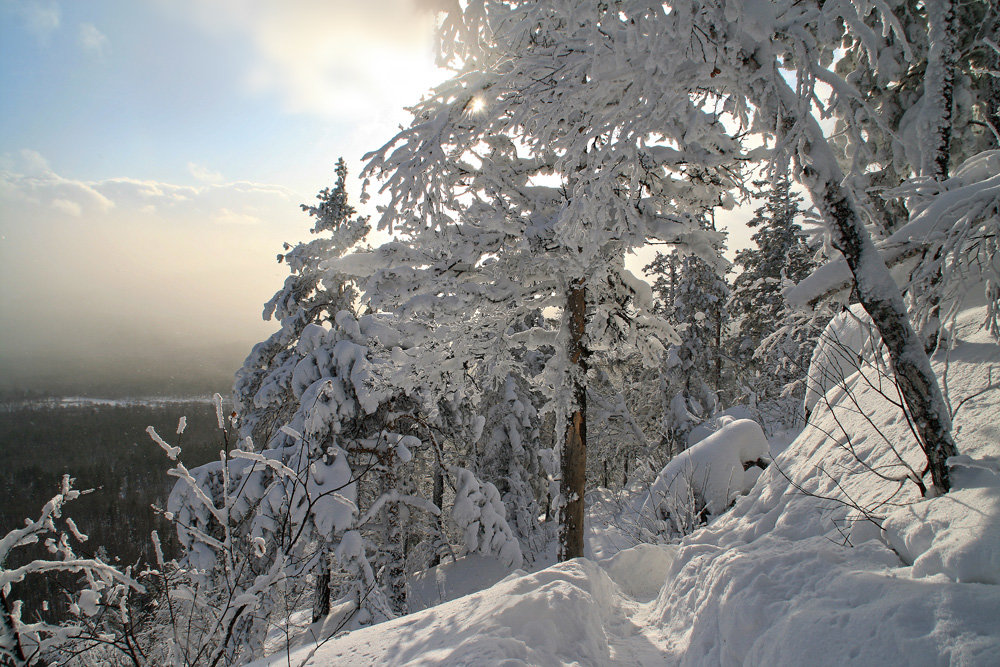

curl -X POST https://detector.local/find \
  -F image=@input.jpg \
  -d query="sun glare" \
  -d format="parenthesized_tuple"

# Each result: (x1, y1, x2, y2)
(466, 96, 486, 114)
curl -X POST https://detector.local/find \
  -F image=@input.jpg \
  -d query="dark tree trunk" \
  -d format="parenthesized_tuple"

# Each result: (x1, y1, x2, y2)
(312, 552, 331, 623)
(559, 279, 588, 561)
(429, 466, 445, 567)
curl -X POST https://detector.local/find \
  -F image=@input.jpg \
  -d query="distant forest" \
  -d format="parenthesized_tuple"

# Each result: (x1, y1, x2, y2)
(0, 401, 222, 620)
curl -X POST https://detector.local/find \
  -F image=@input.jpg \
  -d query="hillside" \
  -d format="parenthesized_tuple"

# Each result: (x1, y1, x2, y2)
(262, 302, 1000, 666)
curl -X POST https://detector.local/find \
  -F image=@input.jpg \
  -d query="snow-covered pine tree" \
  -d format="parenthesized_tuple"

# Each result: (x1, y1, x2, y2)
(644, 250, 682, 321)
(658, 235, 731, 454)
(586, 358, 662, 490)
(475, 373, 548, 563)
(363, 2, 743, 557)
(233, 157, 369, 450)
(176, 162, 524, 635)
(442, 304, 554, 563)
(729, 172, 820, 418)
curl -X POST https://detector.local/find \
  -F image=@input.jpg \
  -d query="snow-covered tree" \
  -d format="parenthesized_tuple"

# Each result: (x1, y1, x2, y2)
(587, 358, 662, 490)
(729, 172, 819, 414)
(644, 250, 682, 321)
(233, 157, 369, 450)
(660, 245, 731, 453)
(362, 2, 744, 557)
(475, 367, 549, 563)
(170, 164, 525, 641)
(411, 0, 962, 492)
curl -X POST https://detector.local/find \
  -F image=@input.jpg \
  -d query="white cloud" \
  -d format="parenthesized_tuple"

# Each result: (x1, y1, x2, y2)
(164, 0, 445, 120)
(51, 198, 82, 216)
(1, 148, 52, 175)
(0, 151, 116, 212)
(78, 23, 110, 57)
(188, 162, 224, 184)
(213, 207, 261, 225)
(8, 1, 61, 44)
(0, 151, 301, 228)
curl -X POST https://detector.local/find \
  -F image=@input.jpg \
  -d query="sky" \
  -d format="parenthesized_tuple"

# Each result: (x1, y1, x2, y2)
(0, 0, 757, 397)
(0, 0, 445, 395)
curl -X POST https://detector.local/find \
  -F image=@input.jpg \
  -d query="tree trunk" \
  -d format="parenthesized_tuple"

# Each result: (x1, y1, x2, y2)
(559, 279, 587, 561)
(921, 0, 957, 181)
(312, 551, 331, 623)
(760, 66, 958, 493)
(380, 473, 407, 616)
(429, 466, 445, 567)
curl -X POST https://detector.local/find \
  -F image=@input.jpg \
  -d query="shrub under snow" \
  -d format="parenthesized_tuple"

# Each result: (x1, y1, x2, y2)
(643, 418, 770, 535)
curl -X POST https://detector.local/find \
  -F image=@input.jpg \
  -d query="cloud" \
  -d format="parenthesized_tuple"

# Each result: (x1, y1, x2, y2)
(213, 207, 262, 225)
(6, 1, 61, 44)
(188, 162, 224, 184)
(0, 150, 116, 212)
(0, 148, 52, 175)
(164, 0, 445, 120)
(78, 23, 110, 57)
(0, 156, 300, 224)
(51, 198, 82, 216)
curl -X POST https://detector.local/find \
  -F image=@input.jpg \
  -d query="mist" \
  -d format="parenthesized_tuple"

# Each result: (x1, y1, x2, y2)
(0, 152, 307, 397)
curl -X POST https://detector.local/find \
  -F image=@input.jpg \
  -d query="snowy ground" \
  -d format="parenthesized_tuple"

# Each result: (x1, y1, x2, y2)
(258, 303, 1000, 666)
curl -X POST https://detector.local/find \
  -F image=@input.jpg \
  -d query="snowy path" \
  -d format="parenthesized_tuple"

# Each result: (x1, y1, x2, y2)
(599, 545, 677, 666)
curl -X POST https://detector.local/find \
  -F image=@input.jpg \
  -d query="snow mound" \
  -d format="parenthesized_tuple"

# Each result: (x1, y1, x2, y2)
(884, 485, 1000, 584)
(686, 405, 755, 447)
(643, 418, 770, 527)
(600, 543, 674, 601)
(263, 559, 622, 666)
(647, 302, 1000, 665)
(407, 553, 515, 613)
(804, 304, 889, 416)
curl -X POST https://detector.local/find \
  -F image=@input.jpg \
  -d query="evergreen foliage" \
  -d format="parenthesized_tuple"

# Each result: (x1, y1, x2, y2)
(729, 173, 820, 415)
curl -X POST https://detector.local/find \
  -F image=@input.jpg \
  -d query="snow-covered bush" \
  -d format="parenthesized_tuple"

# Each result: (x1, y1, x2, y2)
(642, 419, 770, 538)
(451, 467, 523, 569)
(0, 476, 142, 666)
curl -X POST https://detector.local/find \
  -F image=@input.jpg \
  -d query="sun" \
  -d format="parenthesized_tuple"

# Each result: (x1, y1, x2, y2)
(466, 96, 487, 114)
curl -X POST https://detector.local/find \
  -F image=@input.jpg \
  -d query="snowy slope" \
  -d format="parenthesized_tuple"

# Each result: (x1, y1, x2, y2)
(647, 303, 1000, 665)
(261, 303, 1000, 666)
